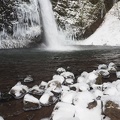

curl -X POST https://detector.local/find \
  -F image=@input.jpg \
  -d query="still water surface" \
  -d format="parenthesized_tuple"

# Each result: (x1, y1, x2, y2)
(0, 46, 120, 120)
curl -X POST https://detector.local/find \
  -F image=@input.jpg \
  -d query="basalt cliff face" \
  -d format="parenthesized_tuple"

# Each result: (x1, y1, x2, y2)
(0, 0, 118, 48)
(52, 0, 118, 40)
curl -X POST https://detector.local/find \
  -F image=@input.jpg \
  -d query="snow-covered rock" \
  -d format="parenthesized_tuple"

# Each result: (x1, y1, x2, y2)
(60, 91, 76, 104)
(61, 71, 75, 79)
(29, 85, 44, 95)
(39, 91, 58, 106)
(51, 102, 76, 120)
(56, 67, 66, 74)
(39, 81, 47, 90)
(23, 94, 41, 111)
(98, 64, 107, 70)
(52, 75, 65, 84)
(24, 75, 33, 83)
(47, 80, 62, 94)
(9, 82, 28, 99)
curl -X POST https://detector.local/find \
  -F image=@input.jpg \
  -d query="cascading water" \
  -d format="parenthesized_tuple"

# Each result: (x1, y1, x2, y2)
(38, 0, 64, 50)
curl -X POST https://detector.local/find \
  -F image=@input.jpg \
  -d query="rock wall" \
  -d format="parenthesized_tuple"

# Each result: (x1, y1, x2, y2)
(52, 0, 119, 40)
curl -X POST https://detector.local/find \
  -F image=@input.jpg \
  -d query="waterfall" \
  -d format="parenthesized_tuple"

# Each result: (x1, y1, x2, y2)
(38, 0, 63, 50)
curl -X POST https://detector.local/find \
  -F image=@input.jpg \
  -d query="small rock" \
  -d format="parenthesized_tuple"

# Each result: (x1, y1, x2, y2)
(87, 100, 97, 109)
(39, 81, 47, 90)
(29, 85, 44, 95)
(56, 67, 66, 74)
(9, 82, 28, 99)
(24, 75, 33, 83)
(98, 64, 107, 70)
(39, 91, 58, 106)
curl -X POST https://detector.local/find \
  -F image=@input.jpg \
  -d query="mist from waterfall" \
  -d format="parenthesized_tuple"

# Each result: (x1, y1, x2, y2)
(38, 0, 66, 50)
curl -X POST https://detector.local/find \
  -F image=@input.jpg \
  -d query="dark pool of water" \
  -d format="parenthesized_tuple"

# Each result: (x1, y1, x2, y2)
(0, 46, 120, 120)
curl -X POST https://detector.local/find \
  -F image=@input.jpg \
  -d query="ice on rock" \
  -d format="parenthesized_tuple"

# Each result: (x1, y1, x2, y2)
(0, 116, 4, 120)
(60, 91, 76, 104)
(98, 64, 107, 70)
(61, 71, 75, 79)
(9, 82, 28, 99)
(52, 75, 65, 84)
(23, 94, 41, 111)
(39, 91, 58, 106)
(47, 80, 62, 94)
(56, 67, 66, 74)
(51, 102, 76, 120)
(29, 85, 44, 95)
(24, 75, 33, 82)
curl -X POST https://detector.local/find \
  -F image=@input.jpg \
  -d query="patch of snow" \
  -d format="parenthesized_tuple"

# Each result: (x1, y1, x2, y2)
(79, 2, 120, 46)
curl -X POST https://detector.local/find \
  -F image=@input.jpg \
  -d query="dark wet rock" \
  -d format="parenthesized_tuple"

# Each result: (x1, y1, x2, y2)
(24, 75, 34, 83)
(23, 94, 41, 111)
(104, 101, 120, 120)
(95, 74, 102, 84)
(0, 92, 13, 102)
(105, 101, 119, 109)
(87, 100, 97, 109)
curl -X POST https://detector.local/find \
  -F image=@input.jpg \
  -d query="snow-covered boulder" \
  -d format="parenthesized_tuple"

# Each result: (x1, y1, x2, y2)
(9, 82, 28, 99)
(56, 67, 66, 74)
(52, 75, 65, 84)
(39, 91, 58, 106)
(23, 94, 41, 111)
(29, 85, 44, 95)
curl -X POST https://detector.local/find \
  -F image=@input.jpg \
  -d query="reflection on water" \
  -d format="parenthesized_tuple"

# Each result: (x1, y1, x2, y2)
(0, 46, 120, 91)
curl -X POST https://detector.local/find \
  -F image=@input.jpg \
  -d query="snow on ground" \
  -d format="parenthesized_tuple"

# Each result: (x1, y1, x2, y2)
(79, 2, 120, 46)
